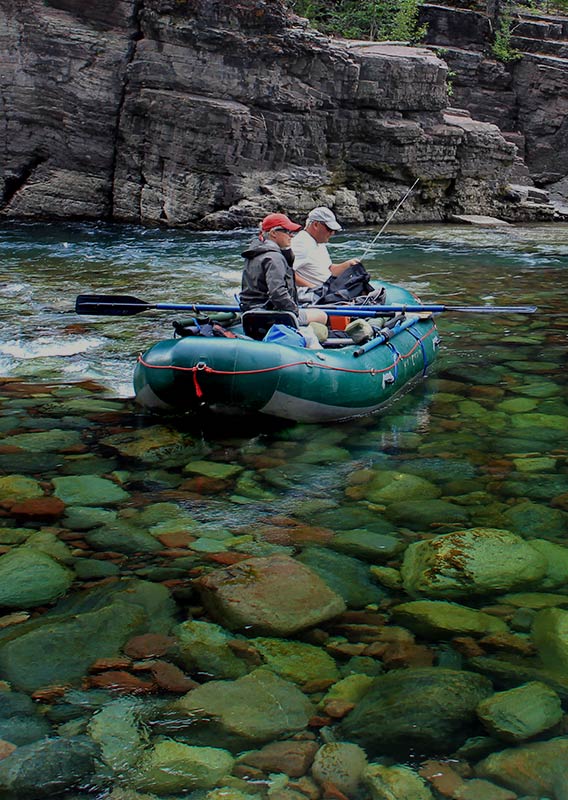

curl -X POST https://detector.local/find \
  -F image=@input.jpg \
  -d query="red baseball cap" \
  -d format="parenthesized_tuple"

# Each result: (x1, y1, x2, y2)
(260, 213, 302, 233)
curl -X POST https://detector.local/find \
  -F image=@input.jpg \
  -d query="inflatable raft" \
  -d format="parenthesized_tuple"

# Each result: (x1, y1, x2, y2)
(133, 282, 440, 423)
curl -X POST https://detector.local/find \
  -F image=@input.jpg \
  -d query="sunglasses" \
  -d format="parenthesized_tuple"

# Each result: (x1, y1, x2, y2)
(271, 226, 294, 234)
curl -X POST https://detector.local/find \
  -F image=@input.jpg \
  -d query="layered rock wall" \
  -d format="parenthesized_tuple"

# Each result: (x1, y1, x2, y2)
(0, 0, 554, 226)
(419, 2, 568, 204)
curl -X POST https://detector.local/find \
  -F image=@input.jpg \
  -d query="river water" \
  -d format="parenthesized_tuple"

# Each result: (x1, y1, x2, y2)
(0, 221, 567, 798)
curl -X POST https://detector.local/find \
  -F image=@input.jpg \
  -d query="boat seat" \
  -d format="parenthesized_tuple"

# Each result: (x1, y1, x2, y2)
(241, 309, 300, 341)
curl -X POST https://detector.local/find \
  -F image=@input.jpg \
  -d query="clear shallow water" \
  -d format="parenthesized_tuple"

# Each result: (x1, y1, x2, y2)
(0, 221, 568, 798)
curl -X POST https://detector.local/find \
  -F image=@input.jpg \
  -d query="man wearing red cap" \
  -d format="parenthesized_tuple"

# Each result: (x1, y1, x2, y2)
(240, 213, 327, 328)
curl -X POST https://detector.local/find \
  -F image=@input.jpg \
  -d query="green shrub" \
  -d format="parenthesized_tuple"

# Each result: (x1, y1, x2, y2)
(290, 0, 427, 42)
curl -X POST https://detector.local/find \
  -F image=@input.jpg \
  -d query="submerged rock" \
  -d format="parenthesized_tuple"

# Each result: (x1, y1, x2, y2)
(363, 763, 434, 800)
(311, 742, 368, 795)
(134, 740, 234, 794)
(175, 619, 248, 680)
(475, 736, 568, 797)
(52, 475, 129, 506)
(401, 528, 547, 598)
(532, 607, 568, 675)
(341, 667, 492, 757)
(0, 548, 74, 608)
(391, 600, 508, 639)
(197, 554, 346, 635)
(251, 637, 339, 687)
(176, 668, 314, 748)
(297, 546, 385, 608)
(0, 736, 99, 799)
(476, 681, 563, 742)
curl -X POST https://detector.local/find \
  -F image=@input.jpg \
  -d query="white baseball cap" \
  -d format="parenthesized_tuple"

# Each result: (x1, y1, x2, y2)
(307, 207, 342, 231)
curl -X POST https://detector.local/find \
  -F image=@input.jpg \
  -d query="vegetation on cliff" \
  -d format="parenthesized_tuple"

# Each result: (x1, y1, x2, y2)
(290, 0, 427, 42)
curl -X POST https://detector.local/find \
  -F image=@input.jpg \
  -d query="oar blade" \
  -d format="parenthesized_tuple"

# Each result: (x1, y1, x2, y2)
(452, 304, 538, 314)
(75, 295, 150, 316)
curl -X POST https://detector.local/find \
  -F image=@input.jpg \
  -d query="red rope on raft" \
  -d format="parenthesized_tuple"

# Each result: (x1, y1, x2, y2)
(137, 326, 436, 378)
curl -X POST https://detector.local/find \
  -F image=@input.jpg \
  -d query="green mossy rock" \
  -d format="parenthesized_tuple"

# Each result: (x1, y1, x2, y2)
(392, 600, 508, 639)
(175, 620, 248, 680)
(532, 607, 568, 675)
(363, 470, 441, 505)
(0, 548, 74, 608)
(134, 740, 234, 794)
(363, 764, 434, 800)
(341, 668, 492, 757)
(0, 475, 44, 503)
(476, 681, 562, 742)
(401, 528, 547, 598)
(251, 637, 339, 687)
(176, 668, 314, 748)
(52, 475, 129, 506)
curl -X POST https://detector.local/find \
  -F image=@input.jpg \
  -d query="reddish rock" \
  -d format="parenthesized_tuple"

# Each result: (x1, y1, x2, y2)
(89, 657, 132, 673)
(0, 612, 30, 629)
(85, 670, 156, 694)
(144, 660, 199, 693)
(420, 759, 466, 797)
(31, 685, 69, 702)
(206, 551, 251, 565)
(259, 525, 335, 546)
(156, 530, 196, 548)
(123, 633, 177, 659)
(322, 699, 356, 719)
(7, 496, 65, 520)
(451, 637, 486, 658)
(0, 740, 17, 761)
(227, 638, 263, 666)
(197, 554, 346, 636)
(321, 781, 350, 800)
(239, 740, 319, 777)
(380, 641, 435, 669)
(479, 631, 536, 656)
(551, 493, 568, 511)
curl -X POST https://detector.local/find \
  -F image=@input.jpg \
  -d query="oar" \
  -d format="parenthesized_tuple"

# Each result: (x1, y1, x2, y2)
(76, 294, 537, 317)
(74, 294, 394, 320)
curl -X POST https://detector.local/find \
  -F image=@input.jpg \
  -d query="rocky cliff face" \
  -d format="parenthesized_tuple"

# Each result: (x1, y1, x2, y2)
(0, 0, 559, 227)
(419, 1, 568, 213)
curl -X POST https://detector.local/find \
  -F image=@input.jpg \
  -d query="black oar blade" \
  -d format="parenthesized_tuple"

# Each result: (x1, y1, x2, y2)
(75, 294, 151, 316)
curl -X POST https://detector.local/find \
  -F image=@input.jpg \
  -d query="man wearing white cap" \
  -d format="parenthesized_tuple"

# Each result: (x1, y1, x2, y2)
(291, 207, 360, 291)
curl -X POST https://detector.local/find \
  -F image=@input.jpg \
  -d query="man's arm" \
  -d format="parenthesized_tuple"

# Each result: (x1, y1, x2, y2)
(294, 272, 318, 288)
(329, 258, 361, 276)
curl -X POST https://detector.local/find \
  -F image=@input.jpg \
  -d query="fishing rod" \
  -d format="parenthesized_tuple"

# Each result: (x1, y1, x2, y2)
(358, 177, 420, 261)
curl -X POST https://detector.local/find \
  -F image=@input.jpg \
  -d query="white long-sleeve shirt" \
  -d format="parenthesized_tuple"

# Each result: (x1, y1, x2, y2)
(291, 230, 332, 287)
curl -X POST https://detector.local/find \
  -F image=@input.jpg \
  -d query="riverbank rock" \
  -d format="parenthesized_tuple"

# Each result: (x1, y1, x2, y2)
(197, 555, 346, 635)
(401, 528, 547, 598)
(176, 668, 314, 749)
(1, 0, 535, 228)
(340, 667, 493, 756)
(0, 547, 74, 608)
(250, 637, 339, 687)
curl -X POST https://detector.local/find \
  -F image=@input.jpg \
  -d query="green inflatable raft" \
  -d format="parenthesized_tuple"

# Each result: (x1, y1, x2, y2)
(133, 282, 440, 423)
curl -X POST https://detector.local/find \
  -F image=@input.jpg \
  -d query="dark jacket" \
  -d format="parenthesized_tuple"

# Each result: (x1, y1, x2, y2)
(240, 237, 299, 313)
